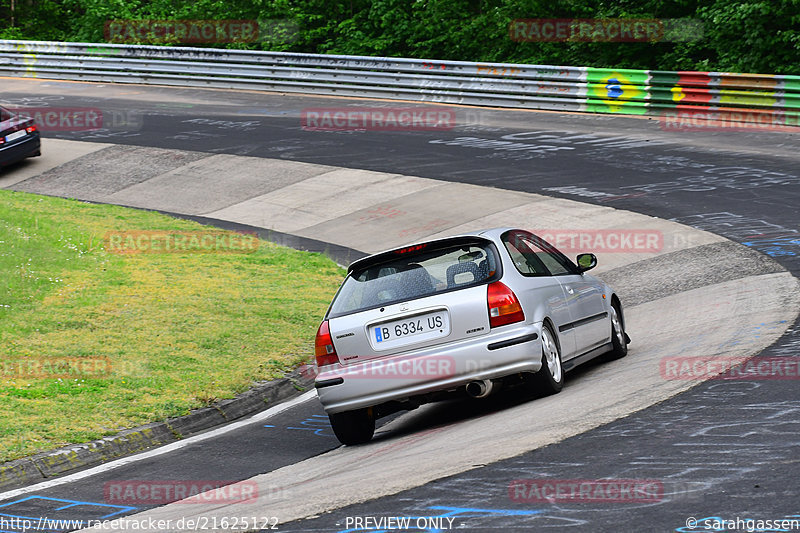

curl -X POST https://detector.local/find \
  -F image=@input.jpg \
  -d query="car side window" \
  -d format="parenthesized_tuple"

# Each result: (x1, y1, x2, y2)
(534, 248, 572, 276)
(502, 233, 549, 276)
(503, 231, 575, 276)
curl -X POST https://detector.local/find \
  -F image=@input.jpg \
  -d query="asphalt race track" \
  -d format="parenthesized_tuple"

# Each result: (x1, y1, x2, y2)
(1, 79, 799, 533)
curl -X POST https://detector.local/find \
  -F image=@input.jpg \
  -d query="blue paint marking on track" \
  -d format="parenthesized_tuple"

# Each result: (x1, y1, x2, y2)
(743, 236, 800, 257)
(287, 414, 334, 437)
(265, 414, 334, 437)
(0, 495, 136, 532)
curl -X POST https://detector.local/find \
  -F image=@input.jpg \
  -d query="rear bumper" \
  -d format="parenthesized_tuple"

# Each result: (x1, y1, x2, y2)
(0, 133, 41, 167)
(315, 322, 544, 414)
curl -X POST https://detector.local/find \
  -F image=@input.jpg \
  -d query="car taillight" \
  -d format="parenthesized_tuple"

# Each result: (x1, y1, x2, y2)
(26, 125, 37, 133)
(315, 320, 339, 367)
(487, 281, 525, 328)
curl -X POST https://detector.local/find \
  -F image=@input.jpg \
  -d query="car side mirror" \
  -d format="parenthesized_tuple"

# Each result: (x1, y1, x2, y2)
(576, 253, 597, 272)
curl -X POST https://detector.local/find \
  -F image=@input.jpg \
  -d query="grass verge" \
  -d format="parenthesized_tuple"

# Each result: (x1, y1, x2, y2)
(0, 189, 344, 462)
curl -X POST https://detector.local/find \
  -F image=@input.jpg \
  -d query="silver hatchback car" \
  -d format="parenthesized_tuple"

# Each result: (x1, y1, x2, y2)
(314, 228, 629, 444)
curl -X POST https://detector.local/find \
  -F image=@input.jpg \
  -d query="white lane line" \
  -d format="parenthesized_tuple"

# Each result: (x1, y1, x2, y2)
(0, 390, 317, 501)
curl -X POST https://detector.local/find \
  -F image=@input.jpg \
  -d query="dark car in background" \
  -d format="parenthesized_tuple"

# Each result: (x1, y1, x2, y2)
(0, 105, 41, 167)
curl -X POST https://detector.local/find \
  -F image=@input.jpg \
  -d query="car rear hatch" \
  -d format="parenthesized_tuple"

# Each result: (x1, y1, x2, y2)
(324, 236, 503, 365)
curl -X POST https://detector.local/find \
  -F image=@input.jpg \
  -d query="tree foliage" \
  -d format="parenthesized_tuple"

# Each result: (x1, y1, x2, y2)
(0, 0, 797, 74)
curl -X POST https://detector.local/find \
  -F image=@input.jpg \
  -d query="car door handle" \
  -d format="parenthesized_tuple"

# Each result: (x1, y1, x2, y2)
(565, 286, 574, 294)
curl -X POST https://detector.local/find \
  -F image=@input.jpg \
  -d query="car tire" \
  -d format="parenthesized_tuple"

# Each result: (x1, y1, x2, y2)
(602, 302, 628, 361)
(532, 323, 564, 395)
(329, 407, 375, 445)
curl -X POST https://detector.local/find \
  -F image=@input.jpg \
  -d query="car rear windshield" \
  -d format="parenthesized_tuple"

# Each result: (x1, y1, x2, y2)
(0, 108, 12, 122)
(328, 240, 499, 318)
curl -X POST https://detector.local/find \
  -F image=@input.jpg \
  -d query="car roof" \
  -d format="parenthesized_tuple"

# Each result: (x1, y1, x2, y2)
(346, 227, 515, 273)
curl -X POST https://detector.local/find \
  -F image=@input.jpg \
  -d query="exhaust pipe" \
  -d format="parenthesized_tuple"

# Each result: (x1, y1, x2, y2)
(466, 379, 499, 399)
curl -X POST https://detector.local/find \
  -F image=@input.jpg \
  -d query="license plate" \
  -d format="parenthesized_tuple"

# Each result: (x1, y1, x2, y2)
(372, 310, 449, 349)
(5, 130, 26, 142)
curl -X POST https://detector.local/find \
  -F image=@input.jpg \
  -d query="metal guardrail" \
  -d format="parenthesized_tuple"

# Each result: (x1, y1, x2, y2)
(2, 40, 799, 126)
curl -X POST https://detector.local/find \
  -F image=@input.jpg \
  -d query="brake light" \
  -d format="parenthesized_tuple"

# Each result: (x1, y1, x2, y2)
(487, 281, 525, 328)
(26, 125, 37, 133)
(394, 244, 427, 254)
(314, 320, 339, 367)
